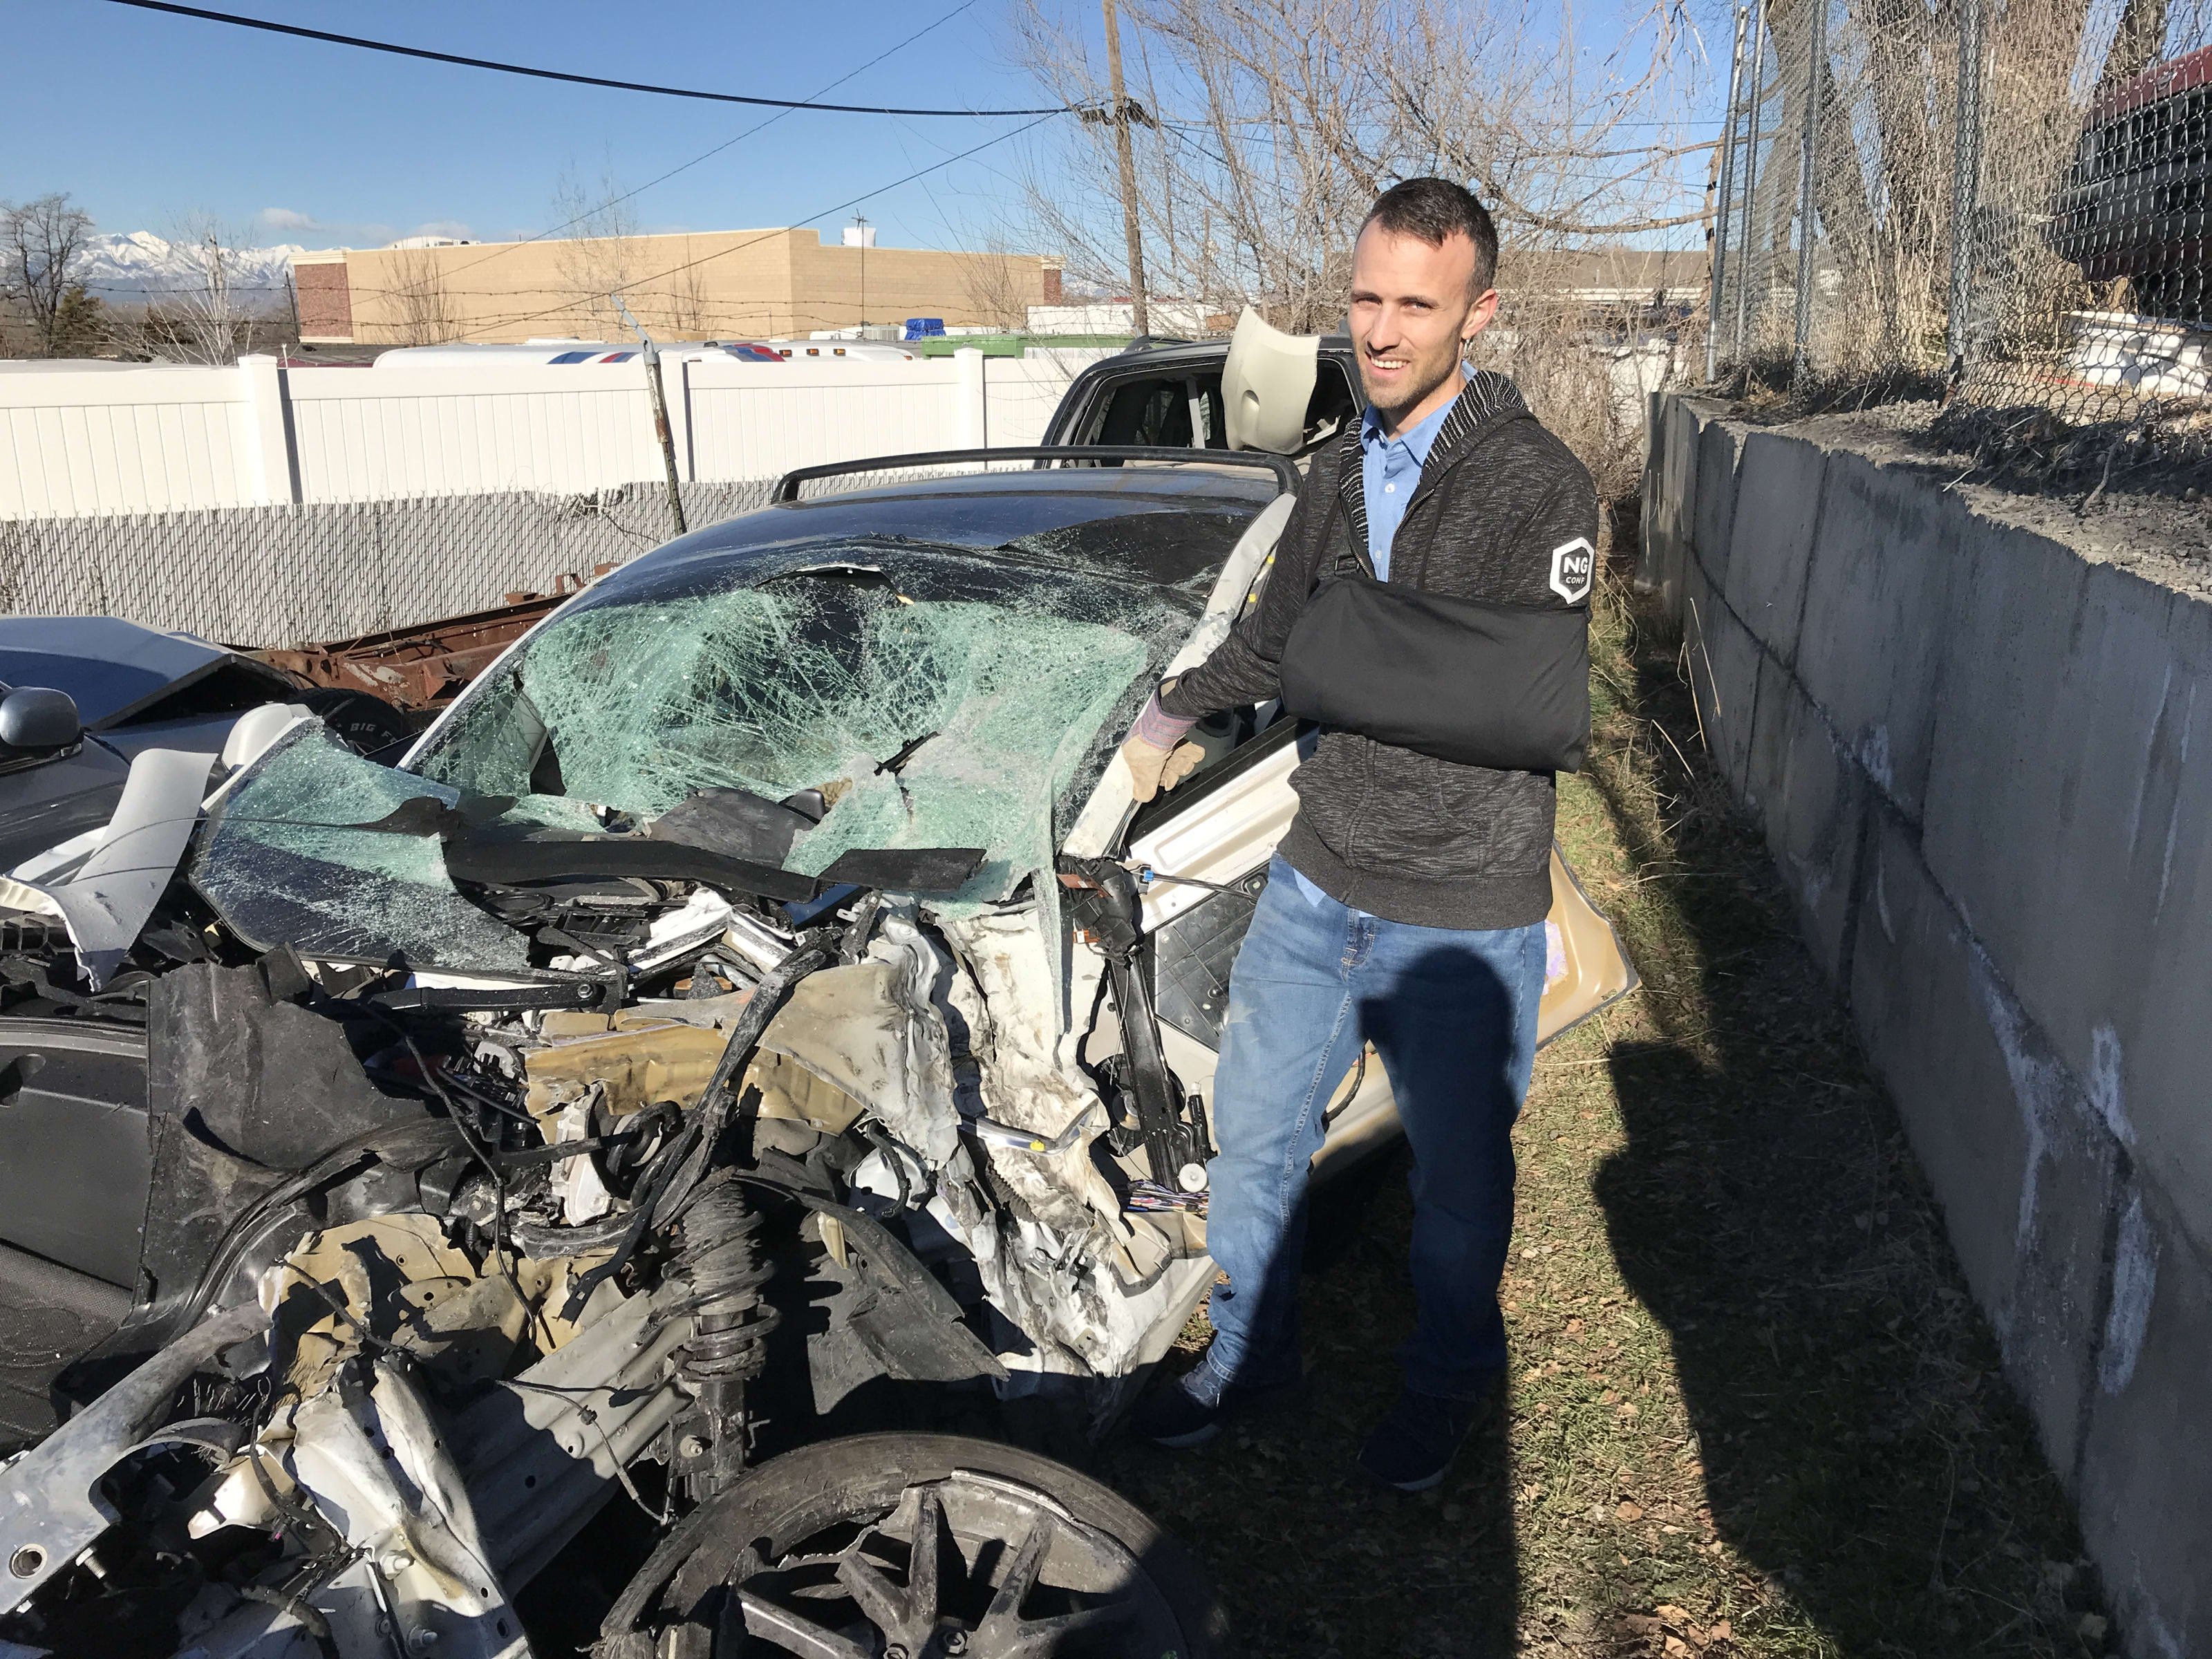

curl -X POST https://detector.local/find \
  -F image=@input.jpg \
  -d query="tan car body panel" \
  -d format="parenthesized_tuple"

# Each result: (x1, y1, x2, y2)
(1539, 845, 1641, 1044)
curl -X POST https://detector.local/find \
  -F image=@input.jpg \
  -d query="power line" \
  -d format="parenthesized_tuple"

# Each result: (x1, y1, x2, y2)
(468, 0, 994, 269)
(73, 0, 1031, 310)
(100, 0, 1069, 116)
(66, 32, 1044, 319)
(424, 0, 1002, 290)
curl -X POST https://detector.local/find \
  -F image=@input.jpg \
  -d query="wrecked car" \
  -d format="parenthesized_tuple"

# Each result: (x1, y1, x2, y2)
(0, 443, 1633, 1658)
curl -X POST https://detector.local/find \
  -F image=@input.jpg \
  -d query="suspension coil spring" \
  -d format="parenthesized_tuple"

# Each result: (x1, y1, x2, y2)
(671, 1183, 780, 1390)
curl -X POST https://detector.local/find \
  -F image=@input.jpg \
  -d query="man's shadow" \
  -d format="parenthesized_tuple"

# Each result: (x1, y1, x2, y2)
(1116, 1047, 1524, 1656)
(1579, 627, 2099, 1653)
(1303, 1141, 1522, 1656)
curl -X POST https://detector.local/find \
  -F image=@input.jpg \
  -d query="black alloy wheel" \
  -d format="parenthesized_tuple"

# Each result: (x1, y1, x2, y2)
(601, 1433, 1226, 1658)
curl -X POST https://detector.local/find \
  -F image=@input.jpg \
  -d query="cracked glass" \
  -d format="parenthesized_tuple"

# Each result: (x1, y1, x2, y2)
(409, 542, 1208, 908)
(192, 720, 536, 971)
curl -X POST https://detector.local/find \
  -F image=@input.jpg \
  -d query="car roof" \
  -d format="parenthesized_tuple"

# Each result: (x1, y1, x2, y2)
(570, 469, 1283, 610)
(0, 617, 286, 728)
(1102, 335, 1355, 371)
(800, 460, 1274, 505)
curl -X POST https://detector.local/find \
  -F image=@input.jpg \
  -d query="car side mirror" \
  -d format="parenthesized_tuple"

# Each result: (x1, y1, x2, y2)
(0, 687, 83, 751)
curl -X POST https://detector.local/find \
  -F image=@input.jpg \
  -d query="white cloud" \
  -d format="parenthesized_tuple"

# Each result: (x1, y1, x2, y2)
(259, 209, 473, 247)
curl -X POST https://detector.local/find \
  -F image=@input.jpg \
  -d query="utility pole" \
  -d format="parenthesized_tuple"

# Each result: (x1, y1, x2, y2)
(1708, 6, 1750, 384)
(853, 214, 869, 329)
(1100, 0, 1150, 337)
(614, 295, 686, 539)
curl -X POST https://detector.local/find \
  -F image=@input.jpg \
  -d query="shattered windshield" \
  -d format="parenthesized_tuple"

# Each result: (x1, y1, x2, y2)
(191, 722, 539, 972)
(409, 541, 1214, 906)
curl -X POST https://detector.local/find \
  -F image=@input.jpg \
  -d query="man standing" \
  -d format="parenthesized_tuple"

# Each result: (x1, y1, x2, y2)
(1120, 178, 1597, 1491)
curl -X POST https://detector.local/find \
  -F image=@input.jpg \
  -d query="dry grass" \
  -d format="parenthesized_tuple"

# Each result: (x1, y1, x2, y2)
(1472, 311, 1653, 506)
(1094, 571, 2114, 1657)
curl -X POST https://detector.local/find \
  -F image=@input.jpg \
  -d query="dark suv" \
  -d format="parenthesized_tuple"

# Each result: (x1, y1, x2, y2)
(1044, 335, 1364, 457)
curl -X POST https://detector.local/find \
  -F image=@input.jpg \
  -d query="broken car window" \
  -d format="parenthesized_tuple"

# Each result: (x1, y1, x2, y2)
(192, 720, 538, 972)
(410, 542, 1210, 908)
(1087, 376, 1197, 448)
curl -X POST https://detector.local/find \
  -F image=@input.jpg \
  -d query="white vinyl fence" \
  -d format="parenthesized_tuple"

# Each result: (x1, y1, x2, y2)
(0, 348, 1119, 644)
(0, 348, 1109, 520)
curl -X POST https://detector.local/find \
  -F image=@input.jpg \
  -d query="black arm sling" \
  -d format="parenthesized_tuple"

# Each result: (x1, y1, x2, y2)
(1275, 497, 1590, 774)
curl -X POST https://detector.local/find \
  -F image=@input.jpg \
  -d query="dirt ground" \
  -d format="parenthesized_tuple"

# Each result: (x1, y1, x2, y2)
(1719, 393, 2212, 599)
(1091, 576, 2116, 1658)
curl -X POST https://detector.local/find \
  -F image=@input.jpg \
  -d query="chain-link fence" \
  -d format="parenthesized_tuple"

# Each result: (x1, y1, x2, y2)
(1707, 0, 2212, 485)
(0, 467, 965, 647)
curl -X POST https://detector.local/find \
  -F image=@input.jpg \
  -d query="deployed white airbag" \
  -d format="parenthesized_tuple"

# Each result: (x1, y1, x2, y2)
(1223, 306, 1320, 453)
(18, 747, 214, 987)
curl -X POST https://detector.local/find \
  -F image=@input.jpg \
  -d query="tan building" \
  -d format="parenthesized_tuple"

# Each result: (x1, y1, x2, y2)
(1497, 247, 1710, 306)
(292, 229, 1063, 346)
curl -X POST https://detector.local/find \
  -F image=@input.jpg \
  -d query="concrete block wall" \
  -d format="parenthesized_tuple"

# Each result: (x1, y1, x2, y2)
(1640, 393, 2211, 1658)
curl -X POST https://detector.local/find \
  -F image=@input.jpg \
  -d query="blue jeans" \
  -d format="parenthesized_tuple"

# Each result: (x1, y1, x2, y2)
(1203, 854, 1545, 1400)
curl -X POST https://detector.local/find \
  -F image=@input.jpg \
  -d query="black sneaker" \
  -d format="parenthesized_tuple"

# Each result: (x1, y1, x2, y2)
(1357, 1385, 1485, 1492)
(1131, 1353, 1297, 1448)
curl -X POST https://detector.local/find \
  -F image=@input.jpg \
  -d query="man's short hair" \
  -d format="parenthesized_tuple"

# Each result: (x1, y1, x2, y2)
(1361, 178, 1499, 296)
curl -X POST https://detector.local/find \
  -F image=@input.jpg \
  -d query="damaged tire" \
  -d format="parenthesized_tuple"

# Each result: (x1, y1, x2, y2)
(602, 1433, 1229, 1658)
(296, 686, 416, 758)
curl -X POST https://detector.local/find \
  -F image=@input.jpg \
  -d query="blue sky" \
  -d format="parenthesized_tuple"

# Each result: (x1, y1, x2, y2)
(6, 0, 1054, 252)
(6, 0, 1725, 260)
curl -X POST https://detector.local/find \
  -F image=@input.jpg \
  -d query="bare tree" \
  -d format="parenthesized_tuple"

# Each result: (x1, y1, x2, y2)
(1725, 0, 2164, 373)
(551, 163, 640, 339)
(391, 246, 462, 344)
(1, 192, 96, 355)
(2098, 0, 2170, 93)
(659, 239, 717, 337)
(1009, 0, 1710, 333)
(956, 243, 1037, 332)
(1000, 0, 1707, 496)
(126, 216, 266, 364)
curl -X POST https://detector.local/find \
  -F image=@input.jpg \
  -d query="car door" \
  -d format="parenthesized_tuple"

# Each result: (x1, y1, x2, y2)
(1121, 717, 1638, 1184)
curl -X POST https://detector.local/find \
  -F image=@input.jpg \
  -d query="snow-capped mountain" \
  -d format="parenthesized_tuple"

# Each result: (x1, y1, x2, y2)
(69, 232, 307, 305)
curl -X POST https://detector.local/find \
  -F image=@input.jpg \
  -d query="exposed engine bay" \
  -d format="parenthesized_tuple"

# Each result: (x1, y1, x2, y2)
(0, 755, 1240, 1658)
(0, 504, 1294, 1657)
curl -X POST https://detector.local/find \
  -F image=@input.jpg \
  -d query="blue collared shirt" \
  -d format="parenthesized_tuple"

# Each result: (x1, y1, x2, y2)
(1357, 387, 1458, 581)
(1286, 385, 1460, 913)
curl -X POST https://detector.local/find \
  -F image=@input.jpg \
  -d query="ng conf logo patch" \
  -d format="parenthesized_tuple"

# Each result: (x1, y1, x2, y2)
(1548, 536, 1595, 604)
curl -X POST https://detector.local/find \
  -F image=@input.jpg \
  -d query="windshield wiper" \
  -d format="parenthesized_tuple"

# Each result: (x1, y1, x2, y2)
(875, 731, 939, 776)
